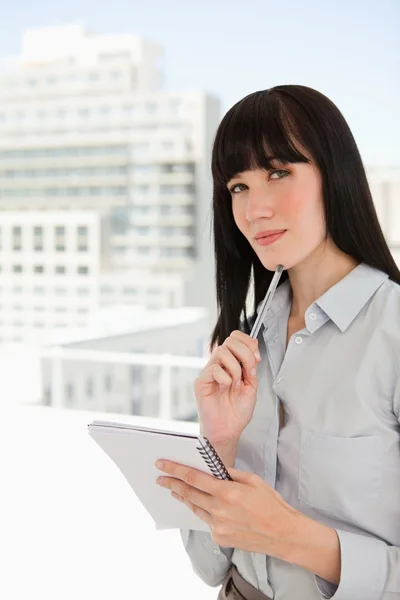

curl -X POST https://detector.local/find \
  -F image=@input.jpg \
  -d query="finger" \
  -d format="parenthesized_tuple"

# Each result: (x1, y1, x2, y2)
(157, 475, 215, 513)
(222, 337, 257, 379)
(196, 362, 234, 388)
(171, 492, 213, 526)
(207, 345, 242, 384)
(230, 330, 261, 360)
(155, 460, 224, 496)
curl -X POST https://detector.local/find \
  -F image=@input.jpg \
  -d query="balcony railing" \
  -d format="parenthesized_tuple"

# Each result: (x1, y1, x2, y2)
(42, 346, 207, 419)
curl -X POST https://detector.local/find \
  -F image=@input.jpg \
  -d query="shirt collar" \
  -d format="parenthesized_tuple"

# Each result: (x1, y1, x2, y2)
(315, 262, 388, 332)
(257, 263, 389, 333)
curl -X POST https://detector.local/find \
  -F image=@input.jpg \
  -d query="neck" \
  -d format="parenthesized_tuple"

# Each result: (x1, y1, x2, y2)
(287, 240, 360, 319)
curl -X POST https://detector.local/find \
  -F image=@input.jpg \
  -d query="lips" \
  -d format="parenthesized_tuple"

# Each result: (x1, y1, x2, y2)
(255, 229, 286, 240)
(255, 230, 286, 247)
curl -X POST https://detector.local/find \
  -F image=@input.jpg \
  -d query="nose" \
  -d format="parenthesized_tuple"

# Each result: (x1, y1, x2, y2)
(245, 187, 274, 222)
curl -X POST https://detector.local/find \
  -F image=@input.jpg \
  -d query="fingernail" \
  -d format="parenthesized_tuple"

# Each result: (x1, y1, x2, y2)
(254, 350, 261, 361)
(235, 379, 241, 388)
(155, 460, 165, 469)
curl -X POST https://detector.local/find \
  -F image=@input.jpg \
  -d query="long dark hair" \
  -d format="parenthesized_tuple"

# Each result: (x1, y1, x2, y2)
(210, 84, 400, 348)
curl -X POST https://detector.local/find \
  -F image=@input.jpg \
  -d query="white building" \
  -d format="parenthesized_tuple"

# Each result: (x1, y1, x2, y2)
(40, 305, 208, 419)
(367, 166, 400, 265)
(0, 23, 220, 343)
(0, 210, 101, 342)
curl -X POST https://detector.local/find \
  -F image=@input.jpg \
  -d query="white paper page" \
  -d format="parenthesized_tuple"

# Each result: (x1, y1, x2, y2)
(88, 424, 216, 532)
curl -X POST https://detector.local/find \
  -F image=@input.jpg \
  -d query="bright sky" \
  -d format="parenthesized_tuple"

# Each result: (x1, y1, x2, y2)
(0, 0, 399, 166)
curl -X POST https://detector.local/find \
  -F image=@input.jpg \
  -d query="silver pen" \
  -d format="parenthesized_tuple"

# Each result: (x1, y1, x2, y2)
(250, 264, 284, 339)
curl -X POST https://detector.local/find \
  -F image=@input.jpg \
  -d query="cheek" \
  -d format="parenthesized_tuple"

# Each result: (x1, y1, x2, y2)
(283, 190, 324, 227)
(232, 202, 248, 234)
(281, 191, 308, 215)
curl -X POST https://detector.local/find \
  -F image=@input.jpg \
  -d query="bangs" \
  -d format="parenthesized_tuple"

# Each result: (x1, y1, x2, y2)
(212, 90, 310, 185)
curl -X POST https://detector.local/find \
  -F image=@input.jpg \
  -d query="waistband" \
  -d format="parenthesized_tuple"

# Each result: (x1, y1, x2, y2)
(219, 565, 272, 600)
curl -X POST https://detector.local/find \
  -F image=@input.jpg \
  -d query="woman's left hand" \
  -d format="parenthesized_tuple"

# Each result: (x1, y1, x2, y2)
(155, 460, 300, 556)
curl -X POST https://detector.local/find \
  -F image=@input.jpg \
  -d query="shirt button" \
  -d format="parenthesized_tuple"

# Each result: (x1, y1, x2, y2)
(295, 336, 303, 344)
(276, 377, 282, 384)
(212, 548, 221, 555)
(309, 312, 317, 320)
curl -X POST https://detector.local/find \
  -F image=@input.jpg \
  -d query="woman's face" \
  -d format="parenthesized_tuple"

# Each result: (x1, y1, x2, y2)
(227, 160, 328, 271)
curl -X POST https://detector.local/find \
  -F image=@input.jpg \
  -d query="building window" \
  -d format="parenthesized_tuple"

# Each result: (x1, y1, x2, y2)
(169, 100, 182, 115)
(55, 225, 66, 252)
(123, 105, 135, 117)
(135, 227, 150, 236)
(123, 287, 136, 295)
(33, 226, 43, 251)
(100, 286, 113, 294)
(54, 287, 66, 296)
(134, 184, 150, 194)
(12, 264, 23, 273)
(77, 266, 89, 275)
(55, 265, 66, 274)
(65, 383, 74, 405)
(105, 373, 112, 392)
(34, 265, 44, 274)
(86, 378, 93, 398)
(160, 248, 180, 257)
(12, 226, 22, 251)
(160, 226, 176, 236)
(44, 386, 51, 406)
(77, 287, 89, 295)
(77, 226, 88, 252)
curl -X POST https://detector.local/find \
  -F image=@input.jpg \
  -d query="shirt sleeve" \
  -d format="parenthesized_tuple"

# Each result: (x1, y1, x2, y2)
(314, 377, 400, 600)
(180, 529, 233, 587)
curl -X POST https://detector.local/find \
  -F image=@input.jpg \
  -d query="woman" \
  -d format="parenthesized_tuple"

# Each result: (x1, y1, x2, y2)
(155, 85, 400, 599)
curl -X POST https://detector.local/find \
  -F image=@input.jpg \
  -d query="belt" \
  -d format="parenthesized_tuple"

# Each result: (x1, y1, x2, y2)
(218, 565, 272, 600)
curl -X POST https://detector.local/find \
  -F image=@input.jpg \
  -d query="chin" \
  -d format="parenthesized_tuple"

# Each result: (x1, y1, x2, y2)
(256, 248, 310, 273)
(257, 254, 291, 272)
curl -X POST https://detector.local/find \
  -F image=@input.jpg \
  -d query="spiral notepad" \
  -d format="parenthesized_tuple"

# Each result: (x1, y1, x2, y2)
(88, 420, 231, 531)
(196, 437, 231, 480)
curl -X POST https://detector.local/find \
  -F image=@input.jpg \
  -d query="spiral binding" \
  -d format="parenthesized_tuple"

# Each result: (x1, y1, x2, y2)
(196, 437, 232, 481)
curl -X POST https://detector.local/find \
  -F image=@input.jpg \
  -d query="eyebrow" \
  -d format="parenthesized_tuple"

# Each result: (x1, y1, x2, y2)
(226, 160, 281, 186)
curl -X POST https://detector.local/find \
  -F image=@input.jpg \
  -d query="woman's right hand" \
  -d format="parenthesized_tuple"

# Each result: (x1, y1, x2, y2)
(194, 330, 261, 457)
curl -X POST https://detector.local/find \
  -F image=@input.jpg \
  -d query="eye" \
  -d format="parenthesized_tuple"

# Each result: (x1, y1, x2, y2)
(229, 183, 247, 194)
(269, 169, 289, 180)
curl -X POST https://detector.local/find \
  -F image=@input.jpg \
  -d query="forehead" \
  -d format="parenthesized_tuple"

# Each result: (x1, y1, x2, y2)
(228, 168, 269, 181)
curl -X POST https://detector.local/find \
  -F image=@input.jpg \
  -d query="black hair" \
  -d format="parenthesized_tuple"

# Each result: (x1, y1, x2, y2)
(210, 84, 400, 348)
